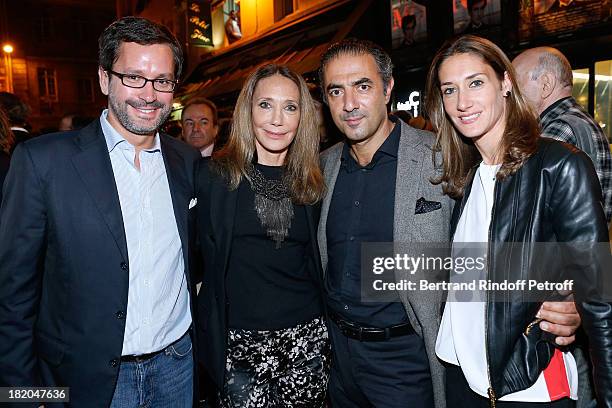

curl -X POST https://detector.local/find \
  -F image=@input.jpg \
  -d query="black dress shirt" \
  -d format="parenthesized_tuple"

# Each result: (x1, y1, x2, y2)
(325, 121, 409, 327)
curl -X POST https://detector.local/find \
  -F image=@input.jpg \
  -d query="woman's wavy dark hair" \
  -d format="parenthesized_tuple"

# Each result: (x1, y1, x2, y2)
(425, 35, 540, 198)
(0, 108, 15, 155)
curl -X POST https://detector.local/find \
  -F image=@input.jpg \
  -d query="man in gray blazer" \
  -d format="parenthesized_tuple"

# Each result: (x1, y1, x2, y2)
(317, 38, 580, 408)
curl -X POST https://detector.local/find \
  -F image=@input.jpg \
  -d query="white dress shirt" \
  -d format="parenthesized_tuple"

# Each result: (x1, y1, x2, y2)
(100, 110, 192, 356)
(200, 143, 214, 157)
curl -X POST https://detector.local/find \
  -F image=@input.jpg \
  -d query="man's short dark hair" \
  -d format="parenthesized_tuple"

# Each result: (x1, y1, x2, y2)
(0, 92, 30, 126)
(318, 38, 394, 104)
(98, 16, 184, 79)
(181, 97, 218, 126)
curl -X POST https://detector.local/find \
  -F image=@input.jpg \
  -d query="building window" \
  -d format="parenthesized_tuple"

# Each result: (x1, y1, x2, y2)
(391, 0, 428, 48)
(571, 68, 589, 111)
(274, 0, 295, 22)
(594, 60, 612, 142)
(571, 63, 612, 143)
(75, 19, 88, 42)
(77, 78, 95, 102)
(453, 0, 501, 34)
(223, 0, 242, 44)
(36, 9, 54, 42)
(37, 68, 58, 103)
(223, 0, 240, 16)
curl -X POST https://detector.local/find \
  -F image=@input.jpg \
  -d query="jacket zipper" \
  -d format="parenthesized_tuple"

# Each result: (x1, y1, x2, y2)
(485, 180, 498, 408)
(454, 166, 497, 406)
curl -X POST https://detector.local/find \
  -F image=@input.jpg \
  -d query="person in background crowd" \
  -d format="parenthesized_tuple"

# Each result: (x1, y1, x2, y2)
(162, 119, 183, 138)
(0, 16, 200, 407)
(214, 117, 232, 151)
(181, 97, 219, 157)
(0, 91, 31, 149)
(390, 109, 413, 124)
(308, 84, 342, 152)
(0, 107, 15, 202)
(59, 112, 78, 131)
(194, 63, 329, 407)
(59, 113, 96, 131)
(317, 37, 581, 408)
(427, 34, 611, 408)
(402, 14, 417, 46)
(225, 10, 242, 44)
(513, 46, 612, 225)
(409, 115, 434, 131)
(467, 0, 487, 31)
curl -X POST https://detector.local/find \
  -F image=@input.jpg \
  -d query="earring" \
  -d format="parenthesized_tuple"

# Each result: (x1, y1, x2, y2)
(504, 91, 511, 98)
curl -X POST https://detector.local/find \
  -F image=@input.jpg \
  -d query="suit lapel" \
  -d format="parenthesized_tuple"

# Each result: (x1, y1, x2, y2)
(393, 122, 435, 331)
(160, 136, 192, 270)
(71, 121, 128, 261)
(318, 144, 343, 274)
(210, 177, 238, 277)
(394, 122, 425, 244)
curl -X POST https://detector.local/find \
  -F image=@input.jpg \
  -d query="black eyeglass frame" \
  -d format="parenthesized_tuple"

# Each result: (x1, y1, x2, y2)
(106, 69, 178, 93)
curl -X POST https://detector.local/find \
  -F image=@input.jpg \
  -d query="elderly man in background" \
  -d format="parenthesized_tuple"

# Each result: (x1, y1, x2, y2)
(513, 47, 612, 225)
(181, 97, 219, 157)
(514, 46, 612, 408)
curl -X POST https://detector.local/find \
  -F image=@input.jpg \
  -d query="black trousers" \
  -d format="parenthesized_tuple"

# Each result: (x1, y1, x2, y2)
(327, 321, 434, 408)
(445, 364, 576, 408)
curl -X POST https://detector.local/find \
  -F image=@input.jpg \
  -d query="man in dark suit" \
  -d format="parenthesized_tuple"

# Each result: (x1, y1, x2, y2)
(0, 17, 200, 407)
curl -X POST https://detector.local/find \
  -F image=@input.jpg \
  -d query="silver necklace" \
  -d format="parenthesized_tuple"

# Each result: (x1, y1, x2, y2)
(246, 164, 294, 249)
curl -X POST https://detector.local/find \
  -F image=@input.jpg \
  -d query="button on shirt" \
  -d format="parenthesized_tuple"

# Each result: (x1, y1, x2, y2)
(100, 110, 191, 356)
(325, 121, 409, 327)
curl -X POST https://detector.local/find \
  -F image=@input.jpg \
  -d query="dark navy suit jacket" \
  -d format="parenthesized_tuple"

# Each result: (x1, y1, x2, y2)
(0, 120, 200, 407)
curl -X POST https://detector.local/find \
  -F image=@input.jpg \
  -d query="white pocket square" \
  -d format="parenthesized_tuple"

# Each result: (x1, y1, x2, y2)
(189, 198, 198, 209)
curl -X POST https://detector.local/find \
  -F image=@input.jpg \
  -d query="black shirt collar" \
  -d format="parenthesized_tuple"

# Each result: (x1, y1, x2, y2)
(340, 118, 400, 171)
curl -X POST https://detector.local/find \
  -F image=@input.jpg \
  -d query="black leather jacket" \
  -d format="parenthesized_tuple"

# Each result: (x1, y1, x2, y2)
(450, 138, 612, 406)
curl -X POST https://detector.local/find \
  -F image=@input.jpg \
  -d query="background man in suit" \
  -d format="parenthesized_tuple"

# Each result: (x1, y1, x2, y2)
(317, 38, 581, 408)
(0, 16, 200, 407)
(180, 97, 218, 157)
(512, 47, 612, 225)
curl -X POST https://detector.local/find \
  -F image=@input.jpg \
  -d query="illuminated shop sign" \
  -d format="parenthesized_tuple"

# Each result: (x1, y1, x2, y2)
(396, 91, 421, 117)
(188, 0, 213, 47)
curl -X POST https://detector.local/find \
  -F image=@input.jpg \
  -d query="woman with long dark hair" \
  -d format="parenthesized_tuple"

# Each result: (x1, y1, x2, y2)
(194, 63, 329, 407)
(426, 35, 612, 407)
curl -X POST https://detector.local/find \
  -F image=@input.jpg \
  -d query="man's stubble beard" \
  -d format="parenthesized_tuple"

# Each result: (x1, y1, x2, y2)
(109, 94, 171, 135)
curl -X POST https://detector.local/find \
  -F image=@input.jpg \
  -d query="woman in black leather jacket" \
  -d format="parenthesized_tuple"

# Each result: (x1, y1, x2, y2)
(425, 35, 612, 407)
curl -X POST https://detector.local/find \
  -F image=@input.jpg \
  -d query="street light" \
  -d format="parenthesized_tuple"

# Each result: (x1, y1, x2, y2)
(2, 43, 14, 93)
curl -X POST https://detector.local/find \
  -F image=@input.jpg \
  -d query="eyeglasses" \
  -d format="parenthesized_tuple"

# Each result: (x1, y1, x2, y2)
(106, 69, 178, 93)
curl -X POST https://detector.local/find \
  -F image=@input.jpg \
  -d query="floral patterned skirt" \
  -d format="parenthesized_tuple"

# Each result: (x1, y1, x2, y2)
(219, 316, 330, 408)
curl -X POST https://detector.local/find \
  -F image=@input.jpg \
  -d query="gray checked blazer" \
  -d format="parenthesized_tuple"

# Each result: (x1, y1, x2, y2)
(318, 119, 453, 408)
